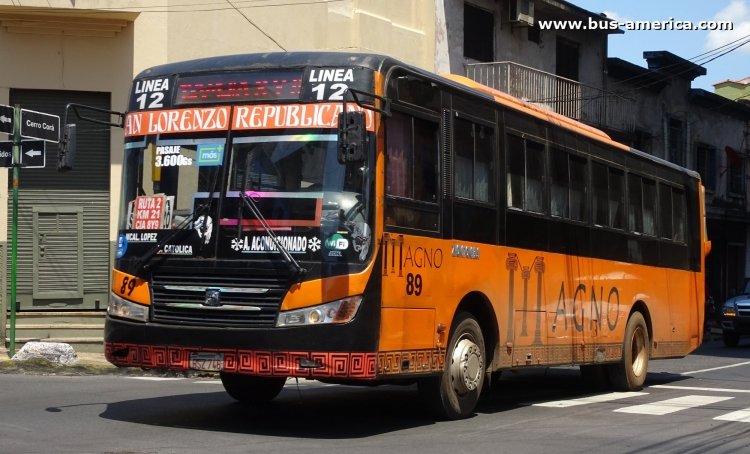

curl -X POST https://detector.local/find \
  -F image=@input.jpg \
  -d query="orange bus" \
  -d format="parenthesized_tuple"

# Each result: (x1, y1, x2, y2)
(61, 52, 709, 419)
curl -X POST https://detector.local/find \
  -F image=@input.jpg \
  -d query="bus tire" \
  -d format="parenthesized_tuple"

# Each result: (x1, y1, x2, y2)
(419, 312, 485, 419)
(608, 312, 649, 391)
(219, 372, 286, 404)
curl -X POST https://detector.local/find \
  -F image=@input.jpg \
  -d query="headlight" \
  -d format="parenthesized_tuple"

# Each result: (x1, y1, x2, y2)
(722, 301, 737, 317)
(276, 296, 362, 327)
(108, 292, 149, 322)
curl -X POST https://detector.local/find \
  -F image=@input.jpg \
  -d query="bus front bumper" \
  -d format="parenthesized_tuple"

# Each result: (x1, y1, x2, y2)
(104, 314, 379, 380)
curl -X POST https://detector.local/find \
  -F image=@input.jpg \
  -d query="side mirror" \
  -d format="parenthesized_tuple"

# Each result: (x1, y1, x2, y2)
(57, 123, 77, 172)
(337, 111, 366, 163)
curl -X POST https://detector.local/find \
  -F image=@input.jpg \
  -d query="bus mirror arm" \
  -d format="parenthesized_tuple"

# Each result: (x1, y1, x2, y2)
(337, 88, 390, 164)
(58, 103, 125, 172)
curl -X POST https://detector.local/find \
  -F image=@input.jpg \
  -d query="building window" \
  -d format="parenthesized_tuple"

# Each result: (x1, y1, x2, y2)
(528, 24, 541, 44)
(667, 117, 686, 167)
(727, 149, 745, 197)
(695, 144, 716, 192)
(464, 3, 494, 62)
(556, 37, 579, 81)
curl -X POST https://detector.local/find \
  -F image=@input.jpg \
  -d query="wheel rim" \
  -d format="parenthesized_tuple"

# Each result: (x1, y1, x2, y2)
(450, 336, 484, 395)
(630, 325, 647, 377)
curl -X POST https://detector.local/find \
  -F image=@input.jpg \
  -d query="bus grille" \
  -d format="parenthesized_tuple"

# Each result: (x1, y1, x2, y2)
(150, 268, 290, 327)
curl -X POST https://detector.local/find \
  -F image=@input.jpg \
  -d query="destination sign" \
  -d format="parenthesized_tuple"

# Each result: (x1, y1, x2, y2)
(128, 67, 374, 111)
(174, 70, 303, 106)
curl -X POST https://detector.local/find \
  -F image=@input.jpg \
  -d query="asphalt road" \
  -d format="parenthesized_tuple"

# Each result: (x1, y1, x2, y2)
(1, 338, 749, 454)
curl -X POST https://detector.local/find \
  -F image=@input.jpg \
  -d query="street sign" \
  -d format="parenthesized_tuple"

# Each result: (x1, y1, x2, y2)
(0, 141, 11, 166)
(20, 108, 59, 143)
(0, 104, 13, 134)
(0, 140, 47, 168)
(21, 140, 46, 168)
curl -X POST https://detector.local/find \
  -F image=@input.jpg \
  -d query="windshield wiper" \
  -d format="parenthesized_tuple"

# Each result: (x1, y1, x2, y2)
(237, 153, 307, 280)
(131, 203, 208, 274)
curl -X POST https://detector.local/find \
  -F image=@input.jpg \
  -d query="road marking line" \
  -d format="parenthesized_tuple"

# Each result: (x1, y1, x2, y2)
(193, 380, 221, 384)
(681, 361, 750, 375)
(714, 408, 750, 423)
(652, 384, 750, 394)
(129, 377, 184, 381)
(533, 392, 647, 408)
(614, 395, 733, 415)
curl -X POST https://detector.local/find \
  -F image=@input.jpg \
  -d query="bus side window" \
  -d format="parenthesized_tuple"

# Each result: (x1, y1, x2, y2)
(506, 134, 525, 209)
(642, 178, 656, 236)
(550, 148, 569, 218)
(673, 187, 686, 243)
(592, 162, 608, 226)
(506, 134, 544, 213)
(525, 140, 545, 213)
(609, 168, 625, 229)
(659, 182, 673, 240)
(385, 109, 440, 231)
(628, 174, 643, 233)
(455, 117, 494, 203)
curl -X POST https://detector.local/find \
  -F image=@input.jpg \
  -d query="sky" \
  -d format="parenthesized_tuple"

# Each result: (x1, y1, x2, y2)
(570, 0, 750, 91)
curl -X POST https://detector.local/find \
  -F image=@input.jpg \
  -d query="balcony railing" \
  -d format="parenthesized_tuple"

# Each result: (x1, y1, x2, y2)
(465, 61, 635, 133)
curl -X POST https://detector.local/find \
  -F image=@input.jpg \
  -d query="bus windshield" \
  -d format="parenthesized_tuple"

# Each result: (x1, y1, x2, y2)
(118, 130, 373, 265)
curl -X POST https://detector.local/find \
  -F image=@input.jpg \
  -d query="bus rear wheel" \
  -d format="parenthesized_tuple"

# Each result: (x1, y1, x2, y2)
(419, 312, 485, 419)
(219, 372, 286, 404)
(608, 312, 649, 391)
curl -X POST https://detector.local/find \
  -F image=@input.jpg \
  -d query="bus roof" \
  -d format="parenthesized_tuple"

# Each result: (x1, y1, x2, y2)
(135, 51, 699, 181)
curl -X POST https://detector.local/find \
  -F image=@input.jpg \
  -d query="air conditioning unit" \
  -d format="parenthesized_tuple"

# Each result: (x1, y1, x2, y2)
(509, 0, 534, 26)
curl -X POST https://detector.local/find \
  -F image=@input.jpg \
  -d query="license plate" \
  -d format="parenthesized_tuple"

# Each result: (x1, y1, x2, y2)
(189, 352, 224, 371)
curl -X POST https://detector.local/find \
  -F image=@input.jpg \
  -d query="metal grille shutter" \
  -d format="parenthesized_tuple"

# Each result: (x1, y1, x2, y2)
(7, 89, 110, 306)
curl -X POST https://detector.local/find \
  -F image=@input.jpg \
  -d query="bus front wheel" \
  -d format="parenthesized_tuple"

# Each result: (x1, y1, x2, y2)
(419, 312, 485, 419)
(608, 312, 649, 391)
(219, 372, 286, 404)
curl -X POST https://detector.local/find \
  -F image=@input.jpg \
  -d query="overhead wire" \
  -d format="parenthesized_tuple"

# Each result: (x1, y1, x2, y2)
(225, 0, 287, 51)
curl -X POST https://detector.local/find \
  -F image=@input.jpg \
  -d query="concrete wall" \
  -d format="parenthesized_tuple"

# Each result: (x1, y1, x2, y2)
(442, 0, 607, 89)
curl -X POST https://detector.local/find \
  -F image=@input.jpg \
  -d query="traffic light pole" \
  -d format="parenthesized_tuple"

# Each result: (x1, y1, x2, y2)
(8, 105, 20, 356)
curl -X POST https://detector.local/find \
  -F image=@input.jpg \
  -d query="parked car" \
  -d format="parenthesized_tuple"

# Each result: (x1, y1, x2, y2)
(719, 280, 750, 347)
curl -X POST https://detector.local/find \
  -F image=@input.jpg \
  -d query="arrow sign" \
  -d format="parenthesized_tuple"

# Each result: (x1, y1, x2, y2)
(20, 140, 46, 168)
(0, 105, 13, 134)
(20, 108, 59, 142)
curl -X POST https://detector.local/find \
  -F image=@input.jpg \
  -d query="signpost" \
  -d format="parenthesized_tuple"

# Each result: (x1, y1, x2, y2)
(1, 105, 58, 356)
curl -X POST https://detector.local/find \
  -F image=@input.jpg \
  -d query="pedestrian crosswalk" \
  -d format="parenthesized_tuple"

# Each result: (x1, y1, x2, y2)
(613, 395, 733, 415)
(532, 385, 750, 422)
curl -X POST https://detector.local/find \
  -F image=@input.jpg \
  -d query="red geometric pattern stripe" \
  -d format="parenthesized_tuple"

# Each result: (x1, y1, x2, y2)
(105, 343, 377, 379)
